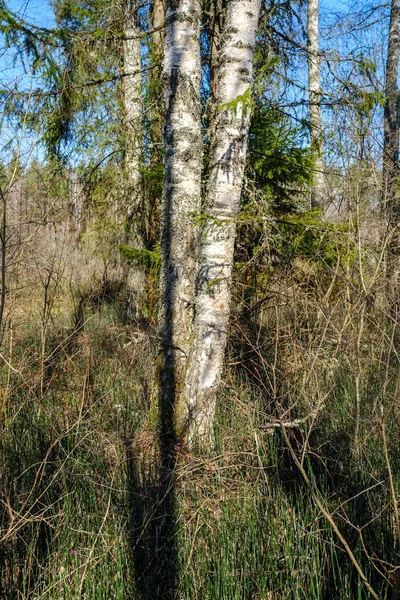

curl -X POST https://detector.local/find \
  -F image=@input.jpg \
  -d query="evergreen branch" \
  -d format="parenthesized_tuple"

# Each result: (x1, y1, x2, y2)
(0, 63, 161, 101)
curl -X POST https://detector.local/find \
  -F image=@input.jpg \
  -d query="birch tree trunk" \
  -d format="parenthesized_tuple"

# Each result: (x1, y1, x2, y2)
(383, 0, 400, 227)
(308, 0, 324, 208)
(159, 0, 203, 441)
(181, 0, 261, 446)
(123, 0, 146, 318)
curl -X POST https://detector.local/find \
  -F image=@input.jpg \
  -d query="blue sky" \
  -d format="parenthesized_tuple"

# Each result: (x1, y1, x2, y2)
(0, 0, 391, 168)
(6, 0, 355, 28)
(1, 1, 56, 164)
(6, 0, 55, 27)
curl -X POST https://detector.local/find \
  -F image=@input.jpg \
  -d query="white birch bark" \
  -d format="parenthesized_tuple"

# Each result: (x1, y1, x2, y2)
(123, 0, 146, 317)
(308, 0, 324, 208)
(159, 0, 202, 435)
(383, 0, 400, 224)
(182, 0, 261, 446)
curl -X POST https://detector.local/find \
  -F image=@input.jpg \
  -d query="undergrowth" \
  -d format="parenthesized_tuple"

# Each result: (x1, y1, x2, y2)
(0, 277, 398, 599)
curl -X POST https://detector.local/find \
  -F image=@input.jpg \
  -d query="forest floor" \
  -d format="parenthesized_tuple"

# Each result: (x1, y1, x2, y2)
(0, 234, 398, 599)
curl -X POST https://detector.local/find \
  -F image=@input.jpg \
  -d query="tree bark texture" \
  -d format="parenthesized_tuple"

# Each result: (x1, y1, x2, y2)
(8, 176, 23, 246)
(383, 0, 400, 224)
(123, 0, 147, 317)
(150, 0, 165, 167)
(70, 170, 85, 232)
(307, 0, 324, 208)
(159, 0, 203, 441)
(209, 0, 223, 139)
(181, 0, 261, 446)
(153, 0, 165, 51)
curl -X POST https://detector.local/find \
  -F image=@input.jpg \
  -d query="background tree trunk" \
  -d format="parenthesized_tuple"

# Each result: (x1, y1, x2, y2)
(308, 0, 324, 208)
(383, 0, 400, 227)
(150, 0, 165, 165)
(159, 0, 203, 441)
(123, 0, 146, 318)
(153, 0, 165, 51)
(70, 170, 85, 233)
(208, 0, 223, 139)
(182, 0, 261, 446)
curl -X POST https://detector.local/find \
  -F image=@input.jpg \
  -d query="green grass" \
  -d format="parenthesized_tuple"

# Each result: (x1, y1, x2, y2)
(0, 297, 397, 599)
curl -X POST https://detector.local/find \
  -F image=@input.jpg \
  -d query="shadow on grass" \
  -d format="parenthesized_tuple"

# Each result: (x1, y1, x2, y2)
(124, 88, 180, 596)
(125, 434, 177, 600)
